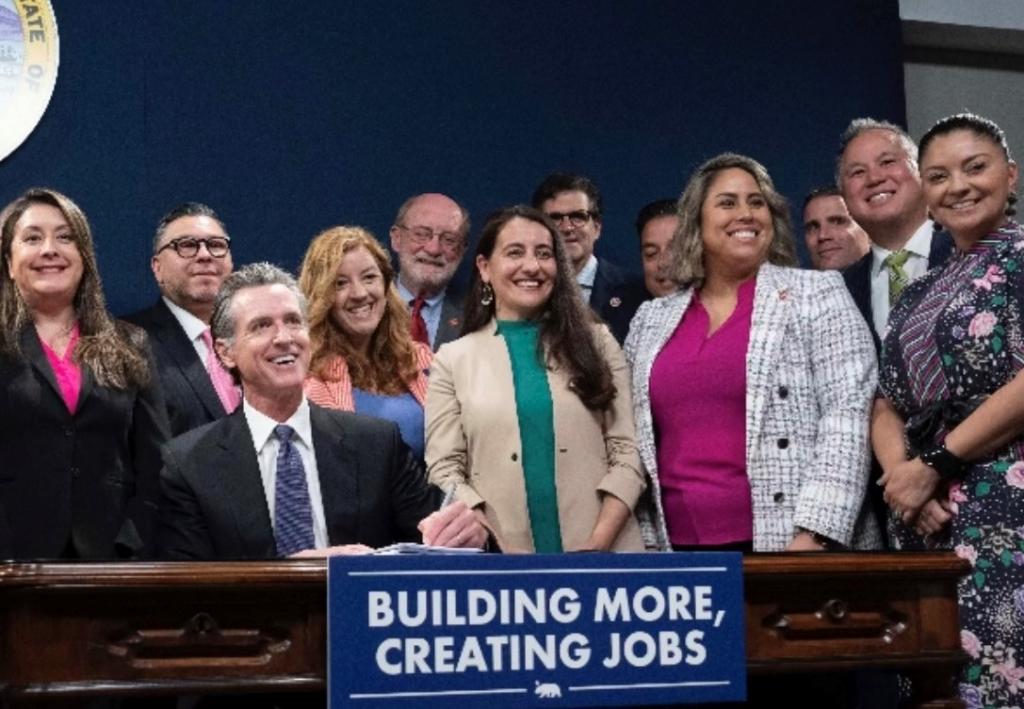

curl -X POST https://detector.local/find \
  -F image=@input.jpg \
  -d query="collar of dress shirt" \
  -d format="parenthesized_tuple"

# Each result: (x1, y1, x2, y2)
(576, 254, 599, 288)
(396, 280, 445, 307)
(870, 219, 935, 278)
(162, 296, 209, 343)
(242, 396, 314, 455)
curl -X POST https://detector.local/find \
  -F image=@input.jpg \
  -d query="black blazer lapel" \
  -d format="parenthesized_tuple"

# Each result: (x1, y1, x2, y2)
(842, 253, 879, 351)
(216, 411, 276, 557)
(150, 301, 226, 418)
(19, 325, 69, 408)
(310, 405, 359, 545)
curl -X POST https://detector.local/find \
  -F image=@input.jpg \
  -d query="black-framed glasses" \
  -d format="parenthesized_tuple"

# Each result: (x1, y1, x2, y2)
(156, 235, 231, 258)
(546, 210, 593, 227)
(396, 224, 462, 250)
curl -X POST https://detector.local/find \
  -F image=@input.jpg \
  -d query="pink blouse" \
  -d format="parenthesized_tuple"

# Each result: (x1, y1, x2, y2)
(649, 280, 755, 546)
(39, 324, 82, 415)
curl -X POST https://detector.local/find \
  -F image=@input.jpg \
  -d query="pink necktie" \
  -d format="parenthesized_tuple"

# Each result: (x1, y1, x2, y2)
(200, 328, 241, 414)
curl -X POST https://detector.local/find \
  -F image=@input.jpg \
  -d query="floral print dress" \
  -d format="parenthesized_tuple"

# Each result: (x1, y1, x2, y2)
(880, 222, 1024, 709)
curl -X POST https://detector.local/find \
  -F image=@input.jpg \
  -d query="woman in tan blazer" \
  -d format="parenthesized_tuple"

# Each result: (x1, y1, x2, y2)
(426, 206, 645, 553)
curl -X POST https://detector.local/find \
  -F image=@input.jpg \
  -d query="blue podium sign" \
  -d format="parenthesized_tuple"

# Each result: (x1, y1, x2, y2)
(328, 553, 745, 708)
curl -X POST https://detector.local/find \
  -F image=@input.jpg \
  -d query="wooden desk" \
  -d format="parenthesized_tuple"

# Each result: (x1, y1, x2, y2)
(0, 553, 968, 707)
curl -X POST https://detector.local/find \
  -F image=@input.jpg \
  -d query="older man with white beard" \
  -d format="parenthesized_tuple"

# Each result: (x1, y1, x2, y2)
(389, 193, 470, 350)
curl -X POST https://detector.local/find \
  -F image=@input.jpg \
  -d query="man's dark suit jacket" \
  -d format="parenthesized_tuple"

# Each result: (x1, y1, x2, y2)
(0, 324, 169, 560)
(842, 230, 955, 352)
(124, 299, 228, 437)
(433, 291, 464, 350)
(158, 404, 437, 559)
(590, 258, 638, 344)
(602, 278, 652, 345)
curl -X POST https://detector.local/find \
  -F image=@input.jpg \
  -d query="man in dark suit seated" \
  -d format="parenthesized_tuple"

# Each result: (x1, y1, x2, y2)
(531, 172, 638, 342)
(124, 203, 239, 437)
(157, 263, 486, 560)
(388, 193, 469, 351)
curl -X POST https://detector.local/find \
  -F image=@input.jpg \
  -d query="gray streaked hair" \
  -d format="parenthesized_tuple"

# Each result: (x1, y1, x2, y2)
(392, 193, 471, 240)
(835, 118, 918, 184)
(153, 202, 226, 252)
(211, 262, 307, 343)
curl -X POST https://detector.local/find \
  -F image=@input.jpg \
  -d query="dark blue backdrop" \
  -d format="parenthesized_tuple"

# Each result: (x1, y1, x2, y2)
(0, 1, 905, 315)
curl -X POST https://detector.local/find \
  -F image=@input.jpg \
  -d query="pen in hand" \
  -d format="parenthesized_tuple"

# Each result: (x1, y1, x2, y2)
(440, 484, 456, 509)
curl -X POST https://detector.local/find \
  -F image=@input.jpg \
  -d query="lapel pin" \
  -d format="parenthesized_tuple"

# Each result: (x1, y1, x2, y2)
(609, 297, 622, 308)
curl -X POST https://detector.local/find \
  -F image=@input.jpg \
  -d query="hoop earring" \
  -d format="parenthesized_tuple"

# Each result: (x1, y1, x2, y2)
(481, 283, 494, 306)
(1006, 193, 1018, 218)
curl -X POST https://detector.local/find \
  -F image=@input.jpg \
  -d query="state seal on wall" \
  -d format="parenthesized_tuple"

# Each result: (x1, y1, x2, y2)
(0, 0, 58, 162)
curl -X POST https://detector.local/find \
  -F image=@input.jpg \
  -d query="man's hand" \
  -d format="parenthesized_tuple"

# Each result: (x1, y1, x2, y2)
(418, 501, 488, 549)
(880, 457, 940, 523)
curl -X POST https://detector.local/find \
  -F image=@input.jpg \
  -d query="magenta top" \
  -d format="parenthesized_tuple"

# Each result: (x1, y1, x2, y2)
(39, 324, 82, 415)
(650, 279, 755, 546)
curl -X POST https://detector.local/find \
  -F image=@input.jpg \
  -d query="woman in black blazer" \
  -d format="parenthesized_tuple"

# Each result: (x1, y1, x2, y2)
(0, 188, 169, 560)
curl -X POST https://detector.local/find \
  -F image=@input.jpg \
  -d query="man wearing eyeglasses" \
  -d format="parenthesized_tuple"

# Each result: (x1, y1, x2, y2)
(389, 193, 470, 350)
(531, 173, 635, 343)
(124, 202, 239, 436)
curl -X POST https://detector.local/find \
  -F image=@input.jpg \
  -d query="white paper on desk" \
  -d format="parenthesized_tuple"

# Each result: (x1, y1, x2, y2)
(371, 543, 484, 555)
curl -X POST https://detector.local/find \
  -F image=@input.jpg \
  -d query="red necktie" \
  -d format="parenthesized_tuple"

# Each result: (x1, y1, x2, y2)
(410, 296, 430, 346)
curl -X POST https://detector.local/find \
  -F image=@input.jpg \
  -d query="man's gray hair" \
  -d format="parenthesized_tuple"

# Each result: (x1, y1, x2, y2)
(835, 118, 919, 183)
(392, 193, 471, 240)
(153, 202, 226, 252)
(211, 262, 307, 343)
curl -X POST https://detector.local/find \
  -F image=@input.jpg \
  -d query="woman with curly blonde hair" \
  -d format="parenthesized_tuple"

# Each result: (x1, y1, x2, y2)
(299, 226, 432, 458)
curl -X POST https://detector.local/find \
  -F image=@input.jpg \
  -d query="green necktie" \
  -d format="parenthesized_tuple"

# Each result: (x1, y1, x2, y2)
(884, 249, 911, 305)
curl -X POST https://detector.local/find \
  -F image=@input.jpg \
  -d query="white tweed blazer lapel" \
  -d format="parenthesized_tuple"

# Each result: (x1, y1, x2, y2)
(746, 264, 793, 455)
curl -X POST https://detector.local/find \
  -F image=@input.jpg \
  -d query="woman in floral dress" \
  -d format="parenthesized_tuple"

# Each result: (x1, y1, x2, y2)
(875, 113, 1024, 707)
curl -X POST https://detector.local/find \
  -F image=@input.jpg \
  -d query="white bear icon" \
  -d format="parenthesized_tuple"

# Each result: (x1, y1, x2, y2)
(534, 681, 562, 699)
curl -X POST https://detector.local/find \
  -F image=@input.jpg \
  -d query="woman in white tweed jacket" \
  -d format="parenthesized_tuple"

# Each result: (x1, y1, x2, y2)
(625, 153, 881, 552)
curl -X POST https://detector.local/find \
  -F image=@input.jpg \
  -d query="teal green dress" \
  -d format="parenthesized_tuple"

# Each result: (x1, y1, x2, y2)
(496, 319, 561, 552)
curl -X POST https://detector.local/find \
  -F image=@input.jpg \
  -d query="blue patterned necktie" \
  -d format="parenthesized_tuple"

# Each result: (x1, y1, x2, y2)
(273, 424, 314, 556)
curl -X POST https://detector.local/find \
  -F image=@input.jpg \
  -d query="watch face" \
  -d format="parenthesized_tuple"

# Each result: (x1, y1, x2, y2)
(0, 0, 59, 162)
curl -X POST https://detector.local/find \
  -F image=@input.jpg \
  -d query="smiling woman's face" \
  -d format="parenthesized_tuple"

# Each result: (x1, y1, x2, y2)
(920, 128, 1019, 247)
(700, 167, 774, 282)
(7, 203, 83, 309)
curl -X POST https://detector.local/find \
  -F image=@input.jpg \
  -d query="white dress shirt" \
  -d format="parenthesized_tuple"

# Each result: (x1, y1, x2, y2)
(163, 296, 212, 367)
(869, 219, 936, 336)
(242, 397, 328, 550)
(576, 254, 599, 303)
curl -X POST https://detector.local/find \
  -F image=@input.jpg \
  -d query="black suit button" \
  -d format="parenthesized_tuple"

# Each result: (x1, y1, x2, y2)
(63, 427, 73, 437)
(773, 492, 785, 503)
(511, 452, 518, 462)
(778, 386, 788, 399)
(70, 467, 80, 478)
(777, 438, 789, 449)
